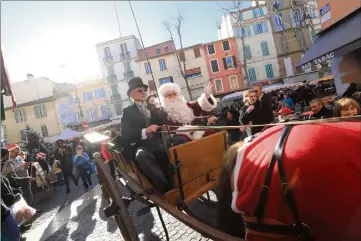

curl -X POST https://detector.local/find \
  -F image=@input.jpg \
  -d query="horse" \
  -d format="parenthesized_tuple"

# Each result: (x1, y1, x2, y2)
(216, 121, 361, 241)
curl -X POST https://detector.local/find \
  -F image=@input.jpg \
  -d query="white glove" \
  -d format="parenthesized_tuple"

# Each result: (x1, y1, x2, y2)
(204, 83, 213, 98)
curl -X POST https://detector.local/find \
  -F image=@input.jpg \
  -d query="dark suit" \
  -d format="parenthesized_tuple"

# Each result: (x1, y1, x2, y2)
(121, 103, 170, 192)
(259, 93, 274, 123)
(241, 100, 273, 135)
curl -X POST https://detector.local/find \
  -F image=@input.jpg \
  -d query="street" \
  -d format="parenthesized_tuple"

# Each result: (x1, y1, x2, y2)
(23, 175, 212, 241)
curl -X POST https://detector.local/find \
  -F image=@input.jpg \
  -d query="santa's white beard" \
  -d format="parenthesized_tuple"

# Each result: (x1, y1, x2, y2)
(161, 96, 195, 124)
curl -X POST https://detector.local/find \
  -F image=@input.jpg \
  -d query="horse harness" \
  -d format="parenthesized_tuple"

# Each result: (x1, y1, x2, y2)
(243, 125, 313, 241)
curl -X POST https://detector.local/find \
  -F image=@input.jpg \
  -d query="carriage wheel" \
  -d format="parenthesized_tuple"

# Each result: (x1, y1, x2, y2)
(95, 157, 140, 241)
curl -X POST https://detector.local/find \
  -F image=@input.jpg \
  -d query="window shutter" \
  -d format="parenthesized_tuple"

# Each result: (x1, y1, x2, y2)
(22, 109, 27, 121)
(253, 24, 258, 35)
(246, 26, 252, 36)
(223, 58, 228, 70)
(239, 12, 243, 21)
(259, 8, 264, 16)
(289, 11, 296, 28)
(34, 106, 40, 118)
(42, 104, 47, 117)
(15, 110, 20, 123)
(252, 8, 256, 18)
(263, 21, 269, 32)
(232, 56, 237, 67)
(94, 90, 98, 99)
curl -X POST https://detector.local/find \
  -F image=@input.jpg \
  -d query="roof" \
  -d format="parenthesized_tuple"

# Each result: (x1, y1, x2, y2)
(4, 93, 69, 111)
(95, 35, 137, 47)
(296, 8, 361, 71)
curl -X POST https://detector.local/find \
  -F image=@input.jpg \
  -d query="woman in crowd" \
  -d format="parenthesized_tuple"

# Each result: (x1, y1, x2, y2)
(281, 93, 294, 109)
(333, 98, 360, 117)
(224, 110, 241, 143)
(73, 146, 92, 191)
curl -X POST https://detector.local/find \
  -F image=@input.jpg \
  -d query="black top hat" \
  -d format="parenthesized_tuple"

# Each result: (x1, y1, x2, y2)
(127, 77, 148, 96)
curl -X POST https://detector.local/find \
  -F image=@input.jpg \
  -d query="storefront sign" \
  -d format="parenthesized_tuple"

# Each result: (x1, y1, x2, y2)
(300, 52, 335, 71)
(319, 4, 330, 16)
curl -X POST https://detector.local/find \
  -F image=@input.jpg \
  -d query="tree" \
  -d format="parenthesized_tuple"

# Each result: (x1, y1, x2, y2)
(22, 125, 48, 156)
(163, 11, 193, 100)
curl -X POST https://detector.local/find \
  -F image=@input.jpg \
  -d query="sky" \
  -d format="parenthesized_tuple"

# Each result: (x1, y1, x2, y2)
(1, 1, 251, 84)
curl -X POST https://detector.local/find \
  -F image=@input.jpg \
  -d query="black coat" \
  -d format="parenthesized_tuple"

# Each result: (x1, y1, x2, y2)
(241, 100, 273, 135)
(311, 106, 333, 119)
(121, 103, 167, 158)
(54, 146, 74, 174)
(259, 93, 274, 123)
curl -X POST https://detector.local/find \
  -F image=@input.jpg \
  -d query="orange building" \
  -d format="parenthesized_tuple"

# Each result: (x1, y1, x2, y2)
(317, 0, 361, 30)
(203, 37, 244, 98)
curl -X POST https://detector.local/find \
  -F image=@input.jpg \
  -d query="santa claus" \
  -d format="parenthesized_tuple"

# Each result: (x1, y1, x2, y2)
(158, 82, 218, 141)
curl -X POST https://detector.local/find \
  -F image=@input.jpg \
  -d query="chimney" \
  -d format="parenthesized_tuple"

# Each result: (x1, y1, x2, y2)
(27, 73, 34, 81)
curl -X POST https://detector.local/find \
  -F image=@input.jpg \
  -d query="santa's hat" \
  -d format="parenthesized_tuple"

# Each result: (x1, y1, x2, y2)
(158, 83, 181, 97)
(36, 152, 46, 159)
(6, 144, 19, 152)
(278, 107, 293, 115)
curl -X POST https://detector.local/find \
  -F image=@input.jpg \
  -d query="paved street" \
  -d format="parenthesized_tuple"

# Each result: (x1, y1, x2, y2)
(24, 175, 215, 241)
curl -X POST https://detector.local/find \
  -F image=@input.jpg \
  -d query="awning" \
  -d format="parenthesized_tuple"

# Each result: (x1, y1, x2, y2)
(309, 74, 334, 85)
(296, 9, 361, 71)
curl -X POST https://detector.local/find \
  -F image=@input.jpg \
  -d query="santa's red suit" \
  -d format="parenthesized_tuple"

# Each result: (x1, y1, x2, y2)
(232, 122, 361, 241)
(158, 83, 217, 141)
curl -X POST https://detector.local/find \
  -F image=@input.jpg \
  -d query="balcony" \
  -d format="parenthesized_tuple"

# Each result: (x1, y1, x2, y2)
(119, 51, 131, 61)
(124, 70, 134, 79)
(107, 75, 117, 83)
(103, 56, 113, 63)
(110, 94, 121, 102)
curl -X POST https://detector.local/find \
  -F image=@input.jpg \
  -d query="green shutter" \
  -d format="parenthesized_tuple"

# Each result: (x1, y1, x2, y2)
(263, 21, 269, 32)
(42, 104, 47, 117)
(34, 106, 40, 119)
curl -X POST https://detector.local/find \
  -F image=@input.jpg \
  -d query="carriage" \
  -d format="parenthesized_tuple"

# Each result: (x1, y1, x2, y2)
(87, 129, 244, 241)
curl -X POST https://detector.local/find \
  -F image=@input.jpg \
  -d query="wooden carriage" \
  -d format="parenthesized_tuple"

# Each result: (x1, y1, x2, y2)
(92, 131, 244, 241)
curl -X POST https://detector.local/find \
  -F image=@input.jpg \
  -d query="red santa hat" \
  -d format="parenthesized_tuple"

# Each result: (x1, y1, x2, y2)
(158, 83, 181, 97)
(36, 152, 46, 159)
(278, 107, 293, 115)
(6, 144, 19, 152)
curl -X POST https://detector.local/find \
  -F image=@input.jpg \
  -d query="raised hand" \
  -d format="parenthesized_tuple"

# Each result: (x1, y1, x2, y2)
(204, 83, 213, 98)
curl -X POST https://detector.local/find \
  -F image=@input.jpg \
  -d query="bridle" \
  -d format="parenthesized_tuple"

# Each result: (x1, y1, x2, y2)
(243, 125, 313, 240)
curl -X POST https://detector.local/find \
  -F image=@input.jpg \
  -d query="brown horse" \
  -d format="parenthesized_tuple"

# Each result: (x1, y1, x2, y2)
(216, 121, 361, 241)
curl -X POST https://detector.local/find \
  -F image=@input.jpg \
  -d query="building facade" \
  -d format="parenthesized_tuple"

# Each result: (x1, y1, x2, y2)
(218, 4, 281, 87)
(95, 35, 142, 118)
(55, 79, 111, 131)
(203, 37, 244, 98)
(137, 41, 209, 100)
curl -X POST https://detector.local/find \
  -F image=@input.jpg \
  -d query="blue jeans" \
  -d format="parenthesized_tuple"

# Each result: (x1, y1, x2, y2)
(1, 214, 21, 241)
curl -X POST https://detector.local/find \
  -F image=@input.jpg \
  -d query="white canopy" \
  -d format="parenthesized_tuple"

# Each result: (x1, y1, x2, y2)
(43, 128, 81, 143)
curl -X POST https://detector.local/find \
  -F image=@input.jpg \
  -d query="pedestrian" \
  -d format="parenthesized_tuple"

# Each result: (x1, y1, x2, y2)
(54, 139, 78, 194)
(73, 146, 92, 191)
(309, 98, 333, 119)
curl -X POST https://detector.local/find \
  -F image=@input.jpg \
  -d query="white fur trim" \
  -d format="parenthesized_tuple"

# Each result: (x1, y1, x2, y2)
(197, 93, 217, 112)
(192, 131, 205, 140)
(231, 143, 250, 213)
(158, 83, 181, 97)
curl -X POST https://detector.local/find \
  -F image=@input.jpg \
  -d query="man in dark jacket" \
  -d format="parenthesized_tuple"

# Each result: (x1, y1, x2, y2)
(254, 85, 274, 123)
(310, 98, 333, 119)
(241, 90, 274, 135)
(54, 139, 78, 193)
(121, 77, 170, 193)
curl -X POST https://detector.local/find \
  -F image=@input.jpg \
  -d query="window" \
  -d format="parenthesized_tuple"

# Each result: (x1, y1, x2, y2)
(244, 45, 252, 60)
(290, 9, 301, 27)
(87, 108, 96, 120)
(120, 44, 124, 55)
(120, 43, 128, 56)
(239, 12, 243, 21)
(207, 44, 215, 55)
(41, 125, 49, 137)
(14, 109, 26, 123)
(223, 56, 237, 69)
(103, 47, 111, 59)
(159, 59, 167, 71)
(229, 76, 239, 90)
(106, 65, 115, 76)
(156, 48, 161, 55)
(265, 64, 274, 79)
(100, 105, 110, 117)
(214, 79, 224, 92)
(178, 51, 186, 62)
(83, 91, 94, 101)
(75, 111, 81, 122)
(144, 62, 151, 74)
(252, 7, 265, 18)
(164, 46, 169, 53)
(222, 40, 230, 51)
(253, 22, 268, 35)
(241, 26, 252, 37)
(261, 41, 270, 56)
(185, 68, 202, 79)
(34, 104, 47, 118)
(193, 47, 201, 58)
(95, 88, 105, 99)
(159, 76, 173, 85)
(124, 60, 132, 72)
(308, 6, 316, 19)
(248, 68, 257, 81)
(275, 13, 285, 30)
(210, 60, 219, 72)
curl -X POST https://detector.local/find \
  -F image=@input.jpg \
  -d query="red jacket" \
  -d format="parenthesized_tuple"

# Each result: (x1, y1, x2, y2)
(232, 122, 361, 241)
(100, 142, 112, 162)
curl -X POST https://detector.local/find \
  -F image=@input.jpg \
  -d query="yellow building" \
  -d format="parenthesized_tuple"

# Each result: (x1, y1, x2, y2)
(55, 79, 111, 131)
(3, 95, 64, 144)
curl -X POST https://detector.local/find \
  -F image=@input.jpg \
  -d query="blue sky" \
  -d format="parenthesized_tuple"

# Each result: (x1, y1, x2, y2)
(1, 1, 250, 83)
